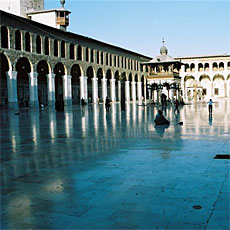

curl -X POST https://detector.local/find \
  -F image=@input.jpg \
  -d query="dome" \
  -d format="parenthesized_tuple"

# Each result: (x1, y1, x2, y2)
(160, 45, 168, 55)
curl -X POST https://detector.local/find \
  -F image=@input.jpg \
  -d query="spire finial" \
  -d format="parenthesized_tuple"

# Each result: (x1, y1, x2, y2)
(60, 0, 65, 7)
(162, 38, 165, 46)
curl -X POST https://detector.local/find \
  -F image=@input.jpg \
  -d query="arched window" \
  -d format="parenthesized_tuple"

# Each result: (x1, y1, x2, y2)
(101, 52, 103, 65)
(77, 45, 82, 61)
(198, 63, 203, 72)
(61, 41, 65, 58)
(190, 63, 195, 72)
(1, 26, 8, 48)
(204, 63, 209, 71)
(91, 49, 94, 62)
(228, 62, 230, 70)
(212, 62, 218, 71)
(25, 32, 30, 52)
(185, 64, 189, 72)
(125, 58, 127, 69)
(44, 37, 49, 55)
(121, 57, 124, 68)
(97, 51, 99, 64)
(54, 39, 58, 57)
(110, 54, 112, 66)
(117, 56, 120, 68)
(114, 55, 116, 67)
(106, 53, 108, 65)
(86, 47, 89, 62)
(36, 35, 41, 54)
(15, 30, 21, 50)
(219, 62, 224, 71)
(69, 43, 74, 59)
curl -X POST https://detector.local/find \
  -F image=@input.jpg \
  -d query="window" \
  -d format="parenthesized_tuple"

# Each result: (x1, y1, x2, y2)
(54, 39, 58, 57)
(1, 26, 8, 48)
(69, 43, 74, 59)
(25, 32, 30, 52)
(214, 88, 219, 95)
(61, 41, 65, 58)
(91, 49, 94, 62)
(44, 37, 49, 55)
(36, 35, 41, 54)
(86, 47, 89, 62)
(15, 30, 21, 50)
(77, 45, 82, 60)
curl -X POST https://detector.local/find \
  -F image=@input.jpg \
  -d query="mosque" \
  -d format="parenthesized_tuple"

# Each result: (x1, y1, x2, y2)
(0, 0, 230, 109)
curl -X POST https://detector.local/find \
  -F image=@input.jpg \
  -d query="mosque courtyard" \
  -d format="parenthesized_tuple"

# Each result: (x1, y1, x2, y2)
(0, 99, 229, 229)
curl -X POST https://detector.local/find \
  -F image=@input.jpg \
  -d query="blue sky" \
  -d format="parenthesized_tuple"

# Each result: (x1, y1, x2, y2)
(45, 0, 230, 58)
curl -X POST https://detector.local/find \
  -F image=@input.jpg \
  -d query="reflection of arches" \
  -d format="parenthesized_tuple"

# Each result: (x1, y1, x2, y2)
(115, 70, 120, 101)
(71, 64, 81, 104)
(54, 63, 64, 102)
(16, 57, 31, 107)
(0, 53, 9, 106)
(106, 69, 112, 98)
(141, 75, 145, 98)
(87, 66, 94, 100)
(37, 60, 49, 106)
(135, 74, 138, 100)
(97, 68, 103, 101)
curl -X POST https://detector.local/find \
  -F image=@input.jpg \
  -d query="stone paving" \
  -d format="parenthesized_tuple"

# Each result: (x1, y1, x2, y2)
(0, 99, 230, 229)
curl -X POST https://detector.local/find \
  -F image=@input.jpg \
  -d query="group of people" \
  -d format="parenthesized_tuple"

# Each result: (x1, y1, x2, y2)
(81, 97, 111, 112)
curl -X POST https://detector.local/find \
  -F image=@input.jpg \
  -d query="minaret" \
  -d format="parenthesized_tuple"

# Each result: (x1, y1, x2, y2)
(56, 0, 71, 31)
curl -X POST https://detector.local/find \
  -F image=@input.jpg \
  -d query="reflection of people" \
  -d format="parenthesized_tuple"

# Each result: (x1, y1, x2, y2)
(174, 99, 180, 114)
(155, 123, 170, 137)
(81, 98, 86, 106)
(209, 114, 213, 126)
(154, 110, 170, 125)
(208, 99, 214, 114)
(105, 97, 111, 111)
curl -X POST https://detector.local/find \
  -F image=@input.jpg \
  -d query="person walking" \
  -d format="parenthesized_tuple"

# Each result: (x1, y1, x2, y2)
(105, 97, 111, 111)
(208, 99, 214, 114)
(174, 99, 180, 114)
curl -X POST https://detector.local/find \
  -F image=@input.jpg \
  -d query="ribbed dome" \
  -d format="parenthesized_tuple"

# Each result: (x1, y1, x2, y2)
(160, 45, 168, 55)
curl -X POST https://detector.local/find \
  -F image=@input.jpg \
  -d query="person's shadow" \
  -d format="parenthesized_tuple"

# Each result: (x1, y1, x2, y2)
(155, 124, 170, 137)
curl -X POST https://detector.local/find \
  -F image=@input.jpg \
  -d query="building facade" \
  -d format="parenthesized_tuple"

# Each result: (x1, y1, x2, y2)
(0, 0, 230, 110)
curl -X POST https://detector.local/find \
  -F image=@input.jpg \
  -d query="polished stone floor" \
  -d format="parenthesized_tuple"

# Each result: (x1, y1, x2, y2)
(0, 99, 230, 229)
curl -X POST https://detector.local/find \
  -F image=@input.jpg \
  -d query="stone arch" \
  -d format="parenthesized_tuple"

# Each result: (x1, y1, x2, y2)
(0, 53, 10, 106)
(1, 26, 9, 48)
(54, 62, 65, 102)
(37, 60, 49, 106)
(71, 64, 81, 104)
(36, 35, 41, 54)
(16, 57, 31, 107)
(97, 68, 104, 101)
(15, 30, 22, 50)
(86, 66, 94, 100)
(213, 74, 225, 97)
(199, 74, 211, 98)
(184, 75, 195, 98)
(106, 69, 112, 98)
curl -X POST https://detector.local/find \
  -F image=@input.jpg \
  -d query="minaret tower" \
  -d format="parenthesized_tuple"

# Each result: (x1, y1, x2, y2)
(56, 0, 71, 31)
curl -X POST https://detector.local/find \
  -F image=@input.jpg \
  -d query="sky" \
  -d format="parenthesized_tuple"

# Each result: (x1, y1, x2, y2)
(45, 0, 230, 58)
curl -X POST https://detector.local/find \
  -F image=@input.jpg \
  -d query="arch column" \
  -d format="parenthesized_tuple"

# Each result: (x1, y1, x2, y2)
(6, 70, 18, 109)
(110, 78, 116, 102)
(211, 81, 214, 97)
(63, 75, 72, 106)
(92, 77, 98, 103)
(28, 72, 39, 107)
(101, 78, 107, 102)
(137, 82, 142, 101)
(125, 81, 130, 101)
(132, 81, 136, 102)
(79, 75, 85, 100)
(47, 73, 55, 107)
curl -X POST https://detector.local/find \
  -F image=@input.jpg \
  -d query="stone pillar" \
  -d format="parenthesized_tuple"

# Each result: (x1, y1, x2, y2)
(137, 82, 142, 101)
(110, 78, 116, 102)
(47, 73, 55, 107)
(84, 76, 88, 101)
(79, 76, 85, 100)
(102, 78, 107, 102)
(92, 77, 98, 103)
(132, 81, 136, 102)
(6, 70, 18, 109)
(125, 81, 130, 101)
(224, 80, 227, 97)
(63, 75, 72, 106)
(28, 72, 39, 107)
(211, 82, 214, 97)
(118, 80, 121, 101)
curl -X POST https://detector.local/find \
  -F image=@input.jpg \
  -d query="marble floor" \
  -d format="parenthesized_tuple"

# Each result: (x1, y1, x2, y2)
(0, 99, 229, 229)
